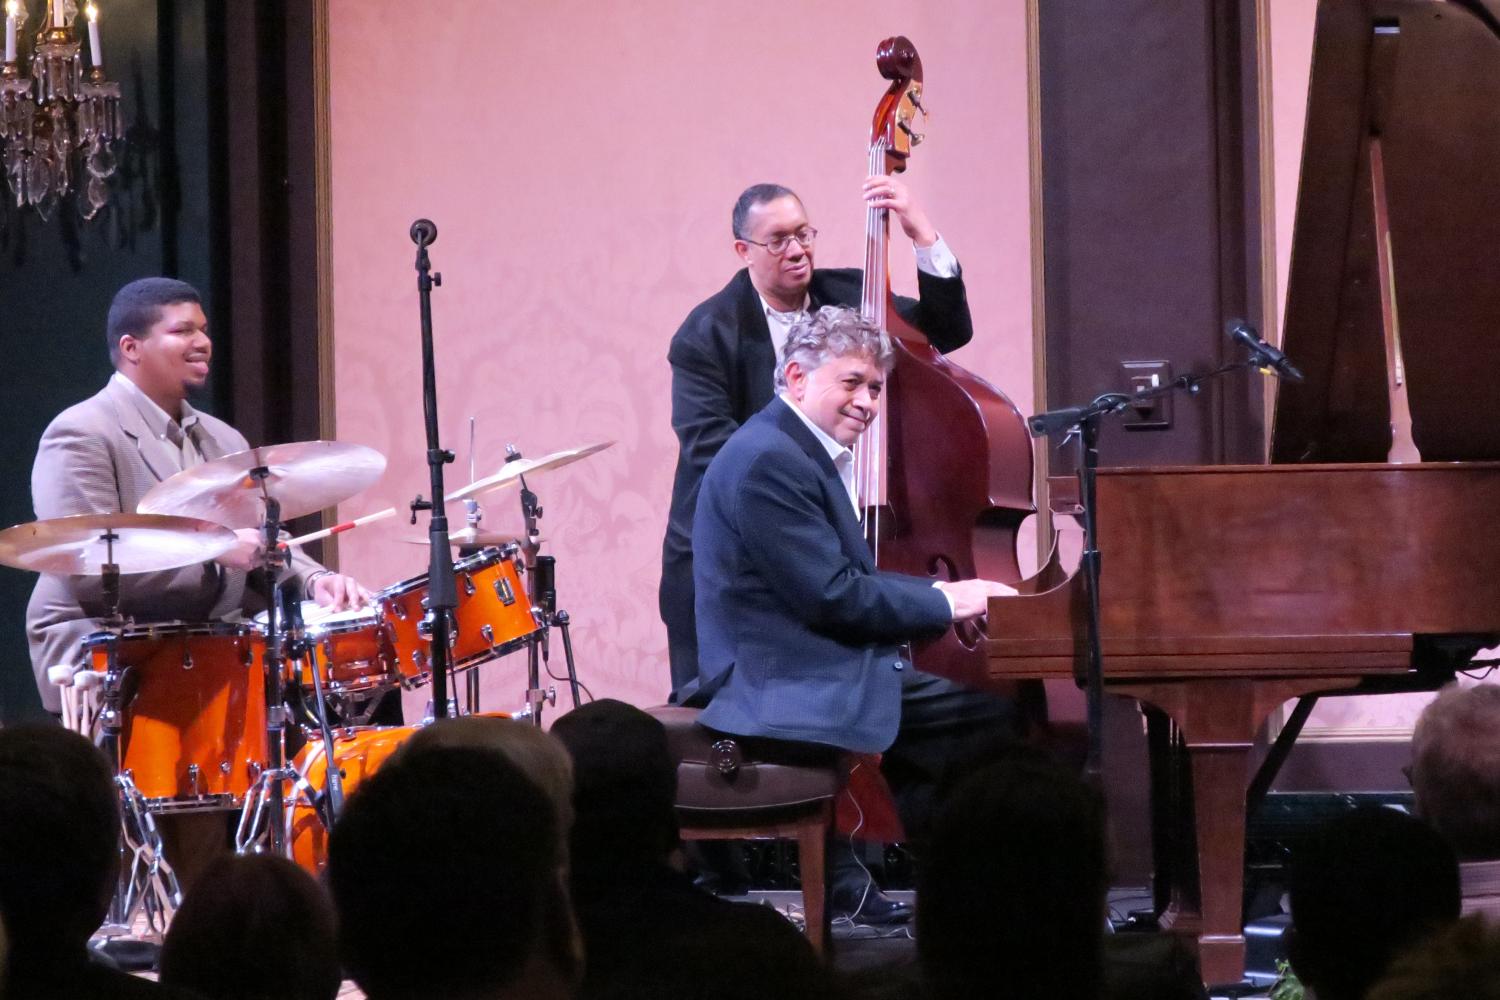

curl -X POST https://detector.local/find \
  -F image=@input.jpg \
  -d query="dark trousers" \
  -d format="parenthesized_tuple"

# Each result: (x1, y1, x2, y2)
(659, 553, 699, 701)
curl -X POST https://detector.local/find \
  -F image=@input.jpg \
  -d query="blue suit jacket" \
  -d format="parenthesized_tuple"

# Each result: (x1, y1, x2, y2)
(693, 397, 953, 753)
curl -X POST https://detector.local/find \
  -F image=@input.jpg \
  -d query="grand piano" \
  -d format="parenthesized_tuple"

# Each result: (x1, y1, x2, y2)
(983, 0, 1500, 984)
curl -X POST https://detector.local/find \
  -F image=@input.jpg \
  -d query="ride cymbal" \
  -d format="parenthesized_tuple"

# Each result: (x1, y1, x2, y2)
(139, 441, 386, 528)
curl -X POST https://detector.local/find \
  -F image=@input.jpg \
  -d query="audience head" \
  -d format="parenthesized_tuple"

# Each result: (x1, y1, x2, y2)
(1411, 682, 1500, 860)
(1367, 913, 1500, 1000)
(328, 742, 580, 1000)
(917, 754, 1107, 1000)
(159, 854, 340, 1000)
(0, 724, 119, 962)
(400, 714, 576, 836)
(550, 700, 678, 890)
(1289, 805, 1461, 1000)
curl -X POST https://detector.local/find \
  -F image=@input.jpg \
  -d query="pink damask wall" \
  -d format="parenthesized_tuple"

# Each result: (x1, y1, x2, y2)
(325, 2, 1038, 714)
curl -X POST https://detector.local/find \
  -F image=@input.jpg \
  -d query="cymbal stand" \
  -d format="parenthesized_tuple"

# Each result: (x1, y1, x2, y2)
(464, 418, 482, 714)
(237, 485, 344, 854)
(93, 534, 181, 946)
(507, 452, 582, 723)
(285, 586, 345, 830)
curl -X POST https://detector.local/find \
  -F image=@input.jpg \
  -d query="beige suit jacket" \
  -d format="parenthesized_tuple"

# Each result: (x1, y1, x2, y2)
(26, 377, 321, 712)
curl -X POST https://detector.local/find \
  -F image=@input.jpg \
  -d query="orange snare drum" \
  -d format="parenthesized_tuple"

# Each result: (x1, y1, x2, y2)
(84, 622, 267, 812)
(379, 547, 541, 684)
(287, 712, 511, 873)
(261, 602, 398, 694)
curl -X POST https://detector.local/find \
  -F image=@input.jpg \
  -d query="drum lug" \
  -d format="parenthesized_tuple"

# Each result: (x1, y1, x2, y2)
(493, 576, 516, 606)
(220, 761, 231, 775)
(247, 761, 263, 780)
(482, 624, 495, 647)
(463, 574, 476, 597)
(181, 650, 194, 671)
(187, 764, 201, 796)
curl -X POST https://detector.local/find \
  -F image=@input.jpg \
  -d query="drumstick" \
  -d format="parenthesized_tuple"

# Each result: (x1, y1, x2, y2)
(284, 506, 398, 547)
(281, 478, 500, 549)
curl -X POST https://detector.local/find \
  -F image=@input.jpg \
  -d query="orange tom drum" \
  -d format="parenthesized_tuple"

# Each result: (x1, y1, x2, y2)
(83, 622, 267, 811)
(379, 546, 541, 684)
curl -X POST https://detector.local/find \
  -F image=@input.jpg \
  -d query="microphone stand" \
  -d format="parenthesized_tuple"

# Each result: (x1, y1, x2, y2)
(1028, 346, 1290, 790)
(408, 218, 458, 720)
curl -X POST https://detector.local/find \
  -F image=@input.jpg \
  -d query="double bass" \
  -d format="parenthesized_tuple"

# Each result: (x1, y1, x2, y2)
(854, 37, 1039, 694)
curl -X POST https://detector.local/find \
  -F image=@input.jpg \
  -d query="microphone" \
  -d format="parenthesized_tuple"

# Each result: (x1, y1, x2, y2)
(1028, 405, 1092, 438)
(1228, 320, 1304, 383)
(410, 218, 438, 247)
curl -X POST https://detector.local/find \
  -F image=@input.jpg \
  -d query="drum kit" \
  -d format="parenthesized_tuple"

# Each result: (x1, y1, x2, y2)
(0, 435, 611, 939)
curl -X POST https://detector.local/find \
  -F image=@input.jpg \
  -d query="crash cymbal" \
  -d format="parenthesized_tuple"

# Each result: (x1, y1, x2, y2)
(138, 441, 386, 528)
(447, 441, 613, 502)
(0, 513, 238, 576)
(396, 528, 537, 549)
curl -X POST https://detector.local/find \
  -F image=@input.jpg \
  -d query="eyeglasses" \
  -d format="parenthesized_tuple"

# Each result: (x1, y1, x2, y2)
(742, 227, 818, 255)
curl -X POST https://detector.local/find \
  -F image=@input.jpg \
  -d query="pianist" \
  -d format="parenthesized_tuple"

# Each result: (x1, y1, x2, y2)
(691, 306, 1021, 914)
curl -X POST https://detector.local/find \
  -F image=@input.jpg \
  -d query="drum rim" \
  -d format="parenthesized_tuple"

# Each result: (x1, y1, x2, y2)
(376, 546, 509, 599)
(81, 620, 260, 647)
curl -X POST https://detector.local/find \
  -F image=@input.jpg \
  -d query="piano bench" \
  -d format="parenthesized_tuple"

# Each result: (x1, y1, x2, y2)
(646, 705, 840, 955)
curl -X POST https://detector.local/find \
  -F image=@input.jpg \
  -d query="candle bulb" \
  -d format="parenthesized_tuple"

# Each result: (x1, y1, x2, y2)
(52, 0, 63, 28)
(85, 3, 100, 68)
(4, 3, 16, 65)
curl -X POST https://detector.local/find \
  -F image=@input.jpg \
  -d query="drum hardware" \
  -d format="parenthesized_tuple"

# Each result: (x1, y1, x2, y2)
(234, 484, 334, 856)
(134, 438, 389, 854)
(0, 515, 233, 951)
(91, 773, 182, 946)
(286, 581, 347, 834)
(506, 453, 584, 724)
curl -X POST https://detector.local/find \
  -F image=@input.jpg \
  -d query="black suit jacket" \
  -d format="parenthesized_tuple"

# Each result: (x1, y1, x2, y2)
(661, 266, 971, 695)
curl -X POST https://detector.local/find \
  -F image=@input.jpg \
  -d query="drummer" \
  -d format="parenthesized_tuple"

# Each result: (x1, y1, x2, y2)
(25, 277, 379, 889)
(25, 276, 373, 716)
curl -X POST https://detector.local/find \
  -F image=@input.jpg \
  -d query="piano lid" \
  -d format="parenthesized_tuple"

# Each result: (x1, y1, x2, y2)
(1272, 0, 1500, 464)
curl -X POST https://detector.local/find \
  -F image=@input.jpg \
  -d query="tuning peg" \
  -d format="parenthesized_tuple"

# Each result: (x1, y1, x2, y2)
(899, 120, 926, 146)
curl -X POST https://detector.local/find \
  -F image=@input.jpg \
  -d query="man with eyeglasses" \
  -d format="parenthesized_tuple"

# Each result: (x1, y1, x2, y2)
(660, 180, 981, 925)
(662, 179, 972, 706)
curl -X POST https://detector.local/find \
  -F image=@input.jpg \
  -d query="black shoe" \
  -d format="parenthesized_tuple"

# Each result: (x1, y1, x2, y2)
(830, 880, 913, 925)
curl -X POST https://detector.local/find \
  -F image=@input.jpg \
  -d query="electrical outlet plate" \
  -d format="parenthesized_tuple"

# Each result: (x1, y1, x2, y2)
(1121, 360, 1172, 430)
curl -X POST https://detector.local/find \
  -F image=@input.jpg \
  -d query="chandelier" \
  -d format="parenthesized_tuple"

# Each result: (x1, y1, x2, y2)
(1, 0, 121, 221)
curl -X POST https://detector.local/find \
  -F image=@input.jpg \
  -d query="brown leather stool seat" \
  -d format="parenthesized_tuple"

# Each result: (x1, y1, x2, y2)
(646, 705, 839, 954)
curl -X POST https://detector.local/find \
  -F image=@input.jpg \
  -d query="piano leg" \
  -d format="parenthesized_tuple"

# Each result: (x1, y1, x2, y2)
(1119, 677, 1356, 987)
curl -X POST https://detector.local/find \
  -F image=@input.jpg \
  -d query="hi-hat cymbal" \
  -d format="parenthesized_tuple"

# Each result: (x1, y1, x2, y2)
(0, 513, 238, 576)
(138, 441, 386, 528)
(396, 528, 538, 549)
(447, 441, 613, 502)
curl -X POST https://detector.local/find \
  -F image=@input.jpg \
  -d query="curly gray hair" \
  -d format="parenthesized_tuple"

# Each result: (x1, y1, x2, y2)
(774, 305, 893, 390)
